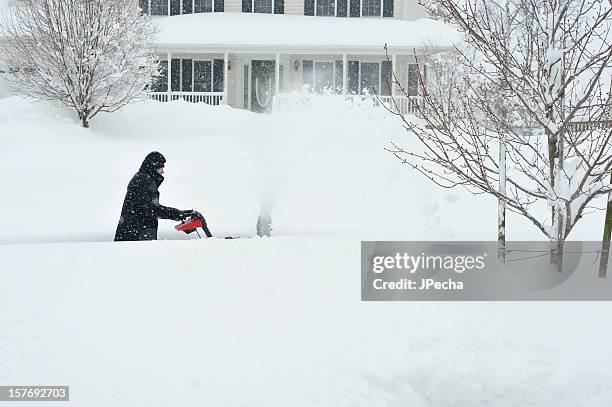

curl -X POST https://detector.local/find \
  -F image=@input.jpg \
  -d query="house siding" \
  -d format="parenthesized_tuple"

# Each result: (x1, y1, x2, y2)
(401, 0, 429, 20)
(284, 0, 304, 15)
(225, 0, 242, 12)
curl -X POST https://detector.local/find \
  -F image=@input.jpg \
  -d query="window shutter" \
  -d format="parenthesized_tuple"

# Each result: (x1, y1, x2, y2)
(215, 0, 224, 12)
(303, 60, 313, 88)
(139, 0, 149, 14)
(381, 60, 392, 96)
(183, 0, 192, 13)
(407, 64, 418, 96)
(182, 59, 193, 91)
(383, 0, 393, 17)
(348, 61, 359, 93)
(170, 0, 181, 15)
(349, 0, 360, 17)
(154, 61, 169, 92)
(171, 59, 181, 92)
(304, 0, 314, 15)
(274, 0, 284, 14)
(242, 0, 252, 12)
(213, 59, 224, 92)
(243, 65, 249, 109)
(334, 61, 343, 92)
(337, 0, 348, 16)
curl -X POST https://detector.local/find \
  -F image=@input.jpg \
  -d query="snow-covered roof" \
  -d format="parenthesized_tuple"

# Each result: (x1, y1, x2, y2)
(154, 13, 461, 55)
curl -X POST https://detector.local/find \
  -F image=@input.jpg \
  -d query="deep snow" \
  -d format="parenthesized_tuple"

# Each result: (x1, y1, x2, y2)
(154, 13, 461, 51)
(0, 94, 603, 244)
(1, 94, 611, 406)
(2, 238, 612, 407)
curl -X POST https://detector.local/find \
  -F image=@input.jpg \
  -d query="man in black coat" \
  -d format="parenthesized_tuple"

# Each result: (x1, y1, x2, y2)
(114, 152, 194, 241)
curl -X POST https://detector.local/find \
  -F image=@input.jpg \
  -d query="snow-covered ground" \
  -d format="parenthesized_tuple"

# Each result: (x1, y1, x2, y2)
(1, 95, 610, 406)
(3, 238, 611, 406)
(0, 94, 603, 243)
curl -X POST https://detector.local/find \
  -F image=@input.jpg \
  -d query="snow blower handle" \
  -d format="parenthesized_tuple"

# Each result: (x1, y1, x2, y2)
(194, 211, 213, 238)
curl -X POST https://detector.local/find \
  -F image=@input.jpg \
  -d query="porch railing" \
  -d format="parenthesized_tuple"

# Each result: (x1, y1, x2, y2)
(569, 120, 612, 132)
(353, 95, 422, 116)
(149, 92, 224, 105)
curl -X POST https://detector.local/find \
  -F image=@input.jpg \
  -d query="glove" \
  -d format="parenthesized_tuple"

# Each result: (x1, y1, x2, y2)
(179, 210, 206, 223)
(178, 209, 196, 221)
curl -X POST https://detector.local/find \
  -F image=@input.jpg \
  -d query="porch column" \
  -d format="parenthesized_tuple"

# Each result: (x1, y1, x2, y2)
(391, 54, 397, 97)
(342, 54, 348, 95)
(223, 52, 229, 105)
(275, 53, 280, 96)
(148, 0, 151, 14)
(167, 52, 171, 101)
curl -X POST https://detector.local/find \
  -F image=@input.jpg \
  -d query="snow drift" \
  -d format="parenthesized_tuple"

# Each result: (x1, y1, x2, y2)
(0, 94, 610, 407)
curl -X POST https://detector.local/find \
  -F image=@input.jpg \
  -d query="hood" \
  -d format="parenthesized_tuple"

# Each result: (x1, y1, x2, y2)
(139, 151, 166, 185)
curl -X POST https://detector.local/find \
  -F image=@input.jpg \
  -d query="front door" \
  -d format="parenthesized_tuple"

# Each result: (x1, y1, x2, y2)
(251, 60, 275, 113)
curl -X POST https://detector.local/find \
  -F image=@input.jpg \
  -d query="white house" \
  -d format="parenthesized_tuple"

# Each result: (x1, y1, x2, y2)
(140, 0, 459, 113)
(0, 0, 459, 111)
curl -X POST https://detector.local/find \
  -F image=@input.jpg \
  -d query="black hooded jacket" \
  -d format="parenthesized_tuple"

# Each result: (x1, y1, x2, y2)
(114, 152, 183, 241)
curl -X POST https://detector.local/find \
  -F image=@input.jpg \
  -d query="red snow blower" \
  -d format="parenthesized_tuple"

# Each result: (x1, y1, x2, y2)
(175, 213, 213, 238)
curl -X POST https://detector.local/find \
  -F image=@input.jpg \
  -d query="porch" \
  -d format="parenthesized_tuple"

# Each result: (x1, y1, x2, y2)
(148, 51, 425, 116)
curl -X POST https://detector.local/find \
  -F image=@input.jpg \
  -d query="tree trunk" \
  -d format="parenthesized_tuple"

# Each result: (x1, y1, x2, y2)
(555, 135, 565, 272)
(599, 173, 612, 278)
(547, 128, 560, 267)
(498, 135, 506, 262)
(81, 116, 89, 128)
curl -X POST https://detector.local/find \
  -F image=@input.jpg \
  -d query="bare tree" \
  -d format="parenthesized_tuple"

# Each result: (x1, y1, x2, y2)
(389, 0, 612, 264)
(0, 0, 159, 128)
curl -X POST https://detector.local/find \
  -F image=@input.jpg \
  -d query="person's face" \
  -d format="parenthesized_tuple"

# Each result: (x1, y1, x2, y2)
(157, 165, 165, 176)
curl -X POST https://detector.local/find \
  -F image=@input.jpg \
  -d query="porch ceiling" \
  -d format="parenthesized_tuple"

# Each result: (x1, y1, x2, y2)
(153, 13, 461, 56)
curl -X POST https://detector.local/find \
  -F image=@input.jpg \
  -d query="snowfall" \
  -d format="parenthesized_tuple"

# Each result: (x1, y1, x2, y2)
(1, 91, 611, 406)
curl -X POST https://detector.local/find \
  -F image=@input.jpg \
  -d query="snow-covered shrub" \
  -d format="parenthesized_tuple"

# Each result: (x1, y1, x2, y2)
(0, 0, 159, 127)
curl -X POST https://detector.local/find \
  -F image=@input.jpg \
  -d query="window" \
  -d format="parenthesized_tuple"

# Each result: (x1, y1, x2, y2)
(316, 0, 335, 16)
(361, 0, 382, 16)
(359, 62, 380, 95)
(194, 60, 213, 92)
(194, 0, 213, 12)
(147, 0, 221, 15)
(406, 63, 427, 96)
(304, 60, 343, 93)
(150, 0, 168, 15)
(253, 0, 273, 13)
(244, 0, 281, 14)
(314, 62, 334, 91)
